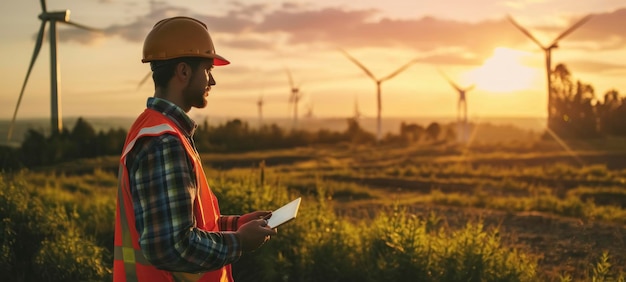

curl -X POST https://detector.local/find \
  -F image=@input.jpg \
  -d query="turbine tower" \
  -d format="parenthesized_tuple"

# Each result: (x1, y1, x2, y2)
(304, 101, 314, 119)
(285, 67, 304, 128)
(507, 14, 592, 130)
(8, 0, 100, 141)
(437, 69, 474, 143)
(257, 95, 264, 127)
(353, 95, 363, 120)
(340, 49, 418, 142)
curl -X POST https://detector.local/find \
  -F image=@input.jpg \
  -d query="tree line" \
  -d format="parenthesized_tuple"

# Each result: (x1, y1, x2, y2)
(0, 116, 451, 171)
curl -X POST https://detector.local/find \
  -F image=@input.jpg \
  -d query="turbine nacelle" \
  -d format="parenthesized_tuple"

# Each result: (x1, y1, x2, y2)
(39, 10, 70, 22)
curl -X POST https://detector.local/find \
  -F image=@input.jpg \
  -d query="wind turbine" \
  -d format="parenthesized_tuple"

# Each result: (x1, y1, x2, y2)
(8, 0, 100, 141)
(257, 95, 264, 127)
(285, 67, 304, 128)
(353, 95, 363, 120)
(304, 101, 314, 119)
(437, 69, 474, 143)
(340, 49, 418, 141)
(138, 71, 152, 90)
(507, 14, 592, 129)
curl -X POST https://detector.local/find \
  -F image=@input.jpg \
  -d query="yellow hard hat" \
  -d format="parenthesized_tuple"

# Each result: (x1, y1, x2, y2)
(142, 16, 229, 65)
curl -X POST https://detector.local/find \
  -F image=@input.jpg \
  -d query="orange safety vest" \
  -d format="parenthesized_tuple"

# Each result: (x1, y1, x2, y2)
(113, 108, 233, 282)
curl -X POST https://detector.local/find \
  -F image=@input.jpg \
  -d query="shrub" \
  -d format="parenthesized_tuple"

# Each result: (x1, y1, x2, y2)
(0, 175, 110, 281)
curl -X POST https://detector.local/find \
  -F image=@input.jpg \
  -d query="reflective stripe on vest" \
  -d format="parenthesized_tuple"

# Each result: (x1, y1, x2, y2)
(121, 124, 177, 158)
(115, 165, 152, 281)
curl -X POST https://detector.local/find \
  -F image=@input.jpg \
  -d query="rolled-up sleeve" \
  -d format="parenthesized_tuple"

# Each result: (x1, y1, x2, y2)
(219, 216, 240, 231)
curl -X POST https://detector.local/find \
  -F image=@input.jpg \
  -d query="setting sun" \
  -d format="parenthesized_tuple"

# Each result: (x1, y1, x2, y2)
(464, 47, 539, 93)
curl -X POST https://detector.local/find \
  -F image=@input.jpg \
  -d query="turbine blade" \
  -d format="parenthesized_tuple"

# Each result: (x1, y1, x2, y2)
(40, 0, 46, 12)
(287, 97, 293, 117)
(551, 15, 592, 45)
(137, 71, 152, 90)
(285, 67, 295, 88)
(61, 21, 102, 32)
(437, 68, 462, 92)
(507, 15, 546, 49)
(380, 58, 417, 82)
(339, 48, 377, 81)
(466, 84, 476, 92)
(8, 22, 46, 141)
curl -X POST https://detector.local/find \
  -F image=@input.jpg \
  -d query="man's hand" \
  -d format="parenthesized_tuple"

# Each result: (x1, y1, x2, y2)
(238, 211, 272, 229)
(236, 219, 278, 252)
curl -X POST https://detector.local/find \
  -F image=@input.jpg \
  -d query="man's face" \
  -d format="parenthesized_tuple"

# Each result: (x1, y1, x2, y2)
(182, 59, 216, 109)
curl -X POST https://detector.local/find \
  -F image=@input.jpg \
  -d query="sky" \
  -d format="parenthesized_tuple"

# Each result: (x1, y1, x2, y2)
(1, 0, 625, 124)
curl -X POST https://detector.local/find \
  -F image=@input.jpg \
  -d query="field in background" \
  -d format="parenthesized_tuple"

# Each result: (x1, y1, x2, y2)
(3, 116, 626, 280)
(40, 135, 626, 280)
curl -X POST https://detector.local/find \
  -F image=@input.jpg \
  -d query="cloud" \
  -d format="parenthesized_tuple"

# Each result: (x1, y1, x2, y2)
(416, 53, 483, 66)
(251, 9, 526, 61)
(567, 60, 626, 74)
(221, 36, 276, 50)
(57, 4, 255, 44)
(55, 2, 626, 58)
(560, 8, 626, 49)
(502, 0, 548, 9)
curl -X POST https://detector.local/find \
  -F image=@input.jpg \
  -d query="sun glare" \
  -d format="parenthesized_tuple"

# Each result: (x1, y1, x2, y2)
(464, 47, 538, 93)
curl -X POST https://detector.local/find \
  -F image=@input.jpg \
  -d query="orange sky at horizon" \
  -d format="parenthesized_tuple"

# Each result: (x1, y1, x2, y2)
(1, 0, 625, 124)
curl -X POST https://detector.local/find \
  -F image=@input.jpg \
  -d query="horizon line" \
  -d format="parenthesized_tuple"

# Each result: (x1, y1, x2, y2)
(0, 114, 548, 120)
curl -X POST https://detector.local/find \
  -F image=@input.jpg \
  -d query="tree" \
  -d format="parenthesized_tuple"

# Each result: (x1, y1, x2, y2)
(425, 122, 442, 142)
(550, 63, 599, 138)
(596, 89, 626, 136)
(400, 122, 424, 143)
(20, 129, 48, 167)
(70, 117, 97, 158)
(345, 118, 375, 144)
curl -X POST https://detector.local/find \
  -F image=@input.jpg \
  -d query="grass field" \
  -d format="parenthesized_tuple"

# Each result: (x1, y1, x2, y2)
(194, 139, 626, 280)
(5, 136, 626, 281)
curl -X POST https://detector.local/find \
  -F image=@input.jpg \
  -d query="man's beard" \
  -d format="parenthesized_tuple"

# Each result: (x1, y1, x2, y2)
(183, 83, 208, 109)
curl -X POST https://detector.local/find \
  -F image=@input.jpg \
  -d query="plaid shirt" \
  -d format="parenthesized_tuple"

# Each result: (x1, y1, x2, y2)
(125, 97, 241, 273)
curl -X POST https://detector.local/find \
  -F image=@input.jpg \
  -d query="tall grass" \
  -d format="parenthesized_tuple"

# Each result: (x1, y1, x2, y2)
(0, 173, 111, 281)
(1, 168, 624, 281)
(211, 170, 540, 282)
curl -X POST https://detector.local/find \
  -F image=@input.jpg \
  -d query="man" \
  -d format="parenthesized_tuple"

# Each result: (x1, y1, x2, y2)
(114, 16, 277, 282)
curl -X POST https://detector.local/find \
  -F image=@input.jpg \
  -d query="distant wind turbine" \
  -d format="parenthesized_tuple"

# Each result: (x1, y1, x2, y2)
(8, 0, 101, 141)
(507, 14, 592, 129)
(138, 71, 152, 90)
(437, 68, 474, 142)
(257, 95, 264, 126)
(353, 95, 363, 120)
(285, 67, 304, 128)
(340, 49, 419, 141)
(304, 101, 314, 119)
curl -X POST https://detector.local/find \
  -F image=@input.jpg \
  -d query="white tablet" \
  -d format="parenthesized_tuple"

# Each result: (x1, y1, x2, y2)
(266, 197, 301, 228)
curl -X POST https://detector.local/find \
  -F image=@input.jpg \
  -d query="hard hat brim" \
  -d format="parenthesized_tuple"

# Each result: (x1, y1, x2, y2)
(142, 53, 230, 65)
(212, 54, 230, 66)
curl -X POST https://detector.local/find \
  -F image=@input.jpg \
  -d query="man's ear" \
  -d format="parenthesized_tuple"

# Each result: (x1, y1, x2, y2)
(175, 62, 191, 82)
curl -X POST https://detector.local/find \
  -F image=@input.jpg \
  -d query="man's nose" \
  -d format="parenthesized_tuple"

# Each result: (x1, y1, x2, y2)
(209, 73, 216, 86)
